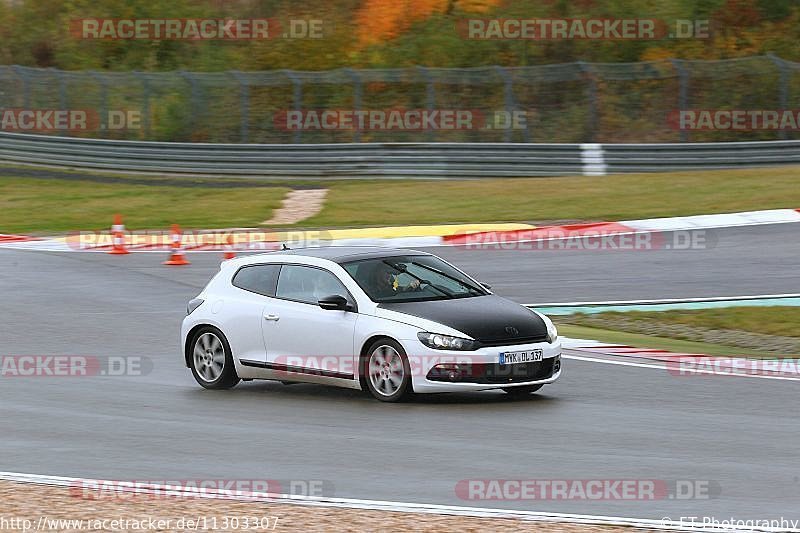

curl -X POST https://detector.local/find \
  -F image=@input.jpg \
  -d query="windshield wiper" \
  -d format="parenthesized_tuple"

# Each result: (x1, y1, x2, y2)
(408, 261, 484, 295)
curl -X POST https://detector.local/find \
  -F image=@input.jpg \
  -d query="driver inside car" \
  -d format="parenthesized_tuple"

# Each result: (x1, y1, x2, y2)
(370, 262, 422, 298)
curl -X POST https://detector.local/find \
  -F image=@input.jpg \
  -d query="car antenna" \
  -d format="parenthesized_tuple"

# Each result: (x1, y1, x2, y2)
(281, 243, 290, 250)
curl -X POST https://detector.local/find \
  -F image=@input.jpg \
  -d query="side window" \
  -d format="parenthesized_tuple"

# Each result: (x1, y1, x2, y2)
(232, 264, 281, 296)
(276, 265, 349, 305)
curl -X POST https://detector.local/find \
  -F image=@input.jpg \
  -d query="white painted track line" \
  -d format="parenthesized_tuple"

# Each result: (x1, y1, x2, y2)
(1, 472, 797, 532)
(563, 352, 800, 382)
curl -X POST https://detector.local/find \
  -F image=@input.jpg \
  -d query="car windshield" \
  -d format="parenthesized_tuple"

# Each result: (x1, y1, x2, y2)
(342, 255, 488, 303)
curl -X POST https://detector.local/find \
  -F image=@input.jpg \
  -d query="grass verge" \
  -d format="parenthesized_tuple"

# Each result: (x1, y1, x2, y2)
(303, 166, 800, 227)
(558, 324, 762, 357)
(558, 306, 800, 357)
(2, 165, 800, 233)
(0, 177, 289, 233)
(574, 306, 800, 339)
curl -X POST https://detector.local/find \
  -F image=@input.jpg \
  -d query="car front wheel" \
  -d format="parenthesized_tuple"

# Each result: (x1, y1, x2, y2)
(363, 339, 412, 402)
(190, 327, 240, 389)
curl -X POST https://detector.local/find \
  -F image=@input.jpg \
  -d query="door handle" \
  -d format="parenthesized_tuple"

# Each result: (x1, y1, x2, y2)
(264, 314, 280, 321)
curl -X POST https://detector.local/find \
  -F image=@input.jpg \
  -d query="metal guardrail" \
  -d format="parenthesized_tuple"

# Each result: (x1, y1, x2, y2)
(602, 141, 800, 173)
(1, 131, 799, 178)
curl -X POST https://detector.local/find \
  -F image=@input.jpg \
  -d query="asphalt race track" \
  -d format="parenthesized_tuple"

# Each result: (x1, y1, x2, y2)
(438, 222, 800, 303)
(1, 224, 799, 521)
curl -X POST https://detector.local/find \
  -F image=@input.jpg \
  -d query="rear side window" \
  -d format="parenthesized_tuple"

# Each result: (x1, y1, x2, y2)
(276, 265, 349, 305)
(232, 264, 281, 296)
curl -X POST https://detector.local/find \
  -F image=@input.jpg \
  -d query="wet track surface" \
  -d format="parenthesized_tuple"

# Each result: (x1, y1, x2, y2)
(1, 224, 799, 520)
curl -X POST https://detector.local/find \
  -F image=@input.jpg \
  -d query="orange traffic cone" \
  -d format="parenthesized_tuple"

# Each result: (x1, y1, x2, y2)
(163, 224, 190, 266)
(108, 214, 130, 255)
(223, 234, 236, 260)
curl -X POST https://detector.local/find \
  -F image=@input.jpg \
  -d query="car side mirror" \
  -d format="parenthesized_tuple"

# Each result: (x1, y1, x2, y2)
(318, 294, 351, 311)
(480, 282, 492, 291)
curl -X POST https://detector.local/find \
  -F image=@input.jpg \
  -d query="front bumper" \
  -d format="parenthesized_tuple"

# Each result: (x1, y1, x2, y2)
(404, 338, 562, 393)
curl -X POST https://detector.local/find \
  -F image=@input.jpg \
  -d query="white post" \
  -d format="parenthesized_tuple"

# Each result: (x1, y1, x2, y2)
(580, 143, 607, 176)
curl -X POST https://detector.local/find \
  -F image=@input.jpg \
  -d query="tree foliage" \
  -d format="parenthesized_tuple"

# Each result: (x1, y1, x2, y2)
(0, 0, 796, 70)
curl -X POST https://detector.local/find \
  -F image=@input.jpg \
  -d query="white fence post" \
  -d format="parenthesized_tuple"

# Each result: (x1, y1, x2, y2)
(580, 143, 607, 176)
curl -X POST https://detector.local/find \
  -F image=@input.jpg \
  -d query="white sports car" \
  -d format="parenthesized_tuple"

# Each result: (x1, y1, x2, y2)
(181, 247, 561, 402)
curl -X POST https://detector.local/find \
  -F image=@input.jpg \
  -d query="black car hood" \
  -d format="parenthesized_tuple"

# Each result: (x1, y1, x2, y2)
(379, 295, 547, 345)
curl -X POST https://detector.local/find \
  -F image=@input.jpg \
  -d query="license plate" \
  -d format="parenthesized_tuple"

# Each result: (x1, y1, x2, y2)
(499, 349, 543, 365)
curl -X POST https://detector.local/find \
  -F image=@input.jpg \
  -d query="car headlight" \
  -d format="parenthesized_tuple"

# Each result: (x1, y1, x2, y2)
(529, 308, 558, 344)
(418, 332, 477, 351)
(546, 320, 558, 343)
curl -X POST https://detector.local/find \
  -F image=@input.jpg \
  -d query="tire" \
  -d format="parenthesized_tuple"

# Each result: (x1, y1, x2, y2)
(502, 384, 543, 397)
(189, 326, 240, 390)
(362, 339, 412, 402)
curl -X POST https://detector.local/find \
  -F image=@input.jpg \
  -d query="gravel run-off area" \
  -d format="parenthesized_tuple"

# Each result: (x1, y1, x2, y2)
(0, 481, 662, 532)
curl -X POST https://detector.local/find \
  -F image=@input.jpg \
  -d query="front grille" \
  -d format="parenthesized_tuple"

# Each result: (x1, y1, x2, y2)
(480, 357, 556, 384)
(476, 335, 548, 348)
(427, 357, 558, 384)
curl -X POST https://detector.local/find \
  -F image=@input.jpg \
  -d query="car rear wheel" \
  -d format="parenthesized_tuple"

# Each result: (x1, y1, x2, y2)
(363, 339, 412, 402)
(190, 327, 240, 389)
(502, 384, 543, 397)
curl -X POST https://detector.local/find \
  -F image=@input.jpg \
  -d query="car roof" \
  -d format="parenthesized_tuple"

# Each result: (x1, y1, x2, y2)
(244, 246, 432, 264)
